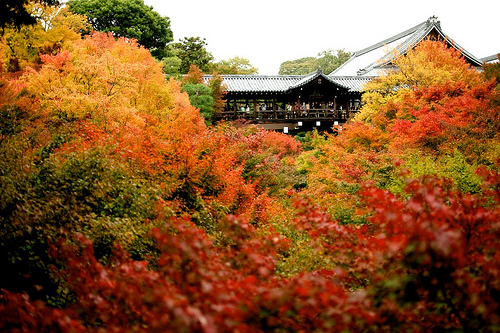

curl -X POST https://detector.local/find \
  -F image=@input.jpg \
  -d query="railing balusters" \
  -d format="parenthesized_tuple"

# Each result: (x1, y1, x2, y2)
(216, 108, 358, 122)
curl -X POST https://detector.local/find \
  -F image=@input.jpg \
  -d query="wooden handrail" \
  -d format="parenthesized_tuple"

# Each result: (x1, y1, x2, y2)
(216, 108, 359, 121)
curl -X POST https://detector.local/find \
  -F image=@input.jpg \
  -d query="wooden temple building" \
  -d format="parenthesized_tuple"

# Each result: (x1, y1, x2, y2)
(205, 16, 489, 132)
(212, 71, 371, 131)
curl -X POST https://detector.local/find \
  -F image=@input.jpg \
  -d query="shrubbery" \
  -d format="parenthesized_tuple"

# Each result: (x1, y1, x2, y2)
(1, 9, 500, 332)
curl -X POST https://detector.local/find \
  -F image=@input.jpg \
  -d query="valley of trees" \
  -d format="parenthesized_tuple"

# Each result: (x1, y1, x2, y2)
(1, 1, 500, 332)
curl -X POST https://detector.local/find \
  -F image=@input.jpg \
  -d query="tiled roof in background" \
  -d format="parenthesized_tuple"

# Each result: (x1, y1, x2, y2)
(481, 54, 499, 64)
(331, 16, 484, 77)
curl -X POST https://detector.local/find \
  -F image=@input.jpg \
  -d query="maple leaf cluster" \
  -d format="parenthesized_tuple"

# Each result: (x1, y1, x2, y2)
(1, 9, 500, 332)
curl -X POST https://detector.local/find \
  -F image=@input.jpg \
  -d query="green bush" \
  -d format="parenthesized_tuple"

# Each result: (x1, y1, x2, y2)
(0, 139, 171, 304)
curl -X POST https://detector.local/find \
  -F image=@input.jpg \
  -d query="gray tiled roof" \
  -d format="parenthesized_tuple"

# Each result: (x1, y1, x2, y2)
(288, 68, 323, 90)
(203, 71, 371, 93)
(207, 75, 303, 93)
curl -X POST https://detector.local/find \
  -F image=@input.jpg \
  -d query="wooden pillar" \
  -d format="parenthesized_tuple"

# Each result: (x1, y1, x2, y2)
(225, 100, 230, 120)
(273, 99, 277, 119)
(297, 97, 301, 118)
(253, 99, 257, 119)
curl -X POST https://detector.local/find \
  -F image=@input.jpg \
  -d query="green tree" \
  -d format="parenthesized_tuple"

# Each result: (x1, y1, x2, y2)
(210, 56, 258, 74)
(162, 56, 181, 75)
(169, 36, 214, 74)
(67, 0, 173, 59)
(181, 83, 214, 125)
(181, 65, 215, 125)
(279, 57, 318, 75)
(278, 49, 351, 75)
(317, 49, 351, 74)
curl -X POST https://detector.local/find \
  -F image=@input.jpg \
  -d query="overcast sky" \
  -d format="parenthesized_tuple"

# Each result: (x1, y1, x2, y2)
(143, 0, 499, 75)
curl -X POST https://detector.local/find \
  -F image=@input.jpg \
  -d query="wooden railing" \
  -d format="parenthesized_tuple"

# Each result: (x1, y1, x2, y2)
(217, 108, 358, 122)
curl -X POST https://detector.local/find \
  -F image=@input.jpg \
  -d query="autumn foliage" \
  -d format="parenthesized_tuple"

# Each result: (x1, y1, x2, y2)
(1, 13, 500, 332)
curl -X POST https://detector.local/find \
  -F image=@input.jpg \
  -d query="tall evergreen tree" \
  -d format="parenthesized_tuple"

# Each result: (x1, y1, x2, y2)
(169, 37, 214, 74)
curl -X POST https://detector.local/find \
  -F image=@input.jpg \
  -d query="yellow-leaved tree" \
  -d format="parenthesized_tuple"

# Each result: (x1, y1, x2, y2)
(357, 39, 484, 127)
(23, 31, 204, 130)
(0, 2, 88, 72)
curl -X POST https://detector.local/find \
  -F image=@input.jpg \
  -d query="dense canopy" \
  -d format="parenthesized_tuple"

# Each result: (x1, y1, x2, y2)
(67, 0, 173, 58)
(1, 5, 500, 332)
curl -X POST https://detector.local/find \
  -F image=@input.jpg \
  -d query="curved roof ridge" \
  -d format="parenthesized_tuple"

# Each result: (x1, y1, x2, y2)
(356, 18, 437, 75)
(287, 67, 323, 89)
(354, 18, 430, 57)
(287, 67, 361, 91)
(351, 16, 482, 76)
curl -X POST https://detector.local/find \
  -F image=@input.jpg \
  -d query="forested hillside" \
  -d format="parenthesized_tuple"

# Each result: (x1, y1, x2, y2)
(1, 3, 500, 332)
